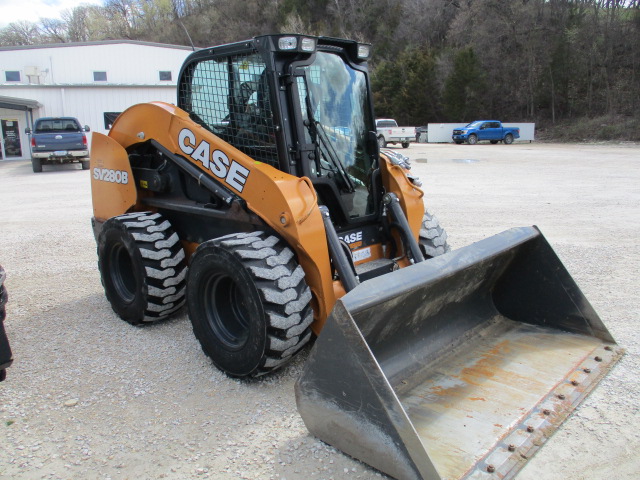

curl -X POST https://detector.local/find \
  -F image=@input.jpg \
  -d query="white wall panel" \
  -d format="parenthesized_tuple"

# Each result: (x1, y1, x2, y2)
(0, 42, 192, 86)
(427, 123, 536, 143)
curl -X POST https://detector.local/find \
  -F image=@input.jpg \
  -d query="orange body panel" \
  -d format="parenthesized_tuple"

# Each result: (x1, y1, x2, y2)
(90, 101, 425, 334)
(90, 132, 137, 221)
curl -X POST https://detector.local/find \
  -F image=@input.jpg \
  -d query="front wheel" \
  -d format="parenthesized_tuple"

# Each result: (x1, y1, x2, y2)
(31, 158, 42, 173)
(466, 134, 478, 145)
(377, 136, 387, 148)
(504, 133, 514, 144)
(419, 210, 451, 258)
(81, 159, 90, 170)
(401, 142, 410, 148)
(187, 232, 313, 377)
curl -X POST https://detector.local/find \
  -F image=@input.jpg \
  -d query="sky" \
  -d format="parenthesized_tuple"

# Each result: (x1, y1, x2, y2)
(0, 0, 102, 28)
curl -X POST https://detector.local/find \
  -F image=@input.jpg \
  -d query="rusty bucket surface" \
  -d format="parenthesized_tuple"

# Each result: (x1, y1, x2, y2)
(295, 226, 623, 480)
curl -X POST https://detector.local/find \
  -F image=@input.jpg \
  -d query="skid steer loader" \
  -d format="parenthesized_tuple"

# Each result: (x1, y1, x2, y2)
(90, 35, 622, 479)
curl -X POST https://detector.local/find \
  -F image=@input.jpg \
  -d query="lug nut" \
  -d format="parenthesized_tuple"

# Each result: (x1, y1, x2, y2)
(557, 394, 566, 400)
(487, 464, 495, 473)
(605, 346, 613, 351)
(571, 380, 579, 386)
(527, 425, 535, 433)
(595, 356, 603, 362)
(543, 409, 551, 415)
(508, 444, 516, 452)
(584, 368, 592, 373)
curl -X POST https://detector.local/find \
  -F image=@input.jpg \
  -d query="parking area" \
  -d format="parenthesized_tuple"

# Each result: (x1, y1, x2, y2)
(0, 141, 638, 479)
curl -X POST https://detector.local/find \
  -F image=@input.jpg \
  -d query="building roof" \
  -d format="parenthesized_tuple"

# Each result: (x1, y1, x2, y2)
(0, 95, 41, 110)
(0, 40, 196, 52)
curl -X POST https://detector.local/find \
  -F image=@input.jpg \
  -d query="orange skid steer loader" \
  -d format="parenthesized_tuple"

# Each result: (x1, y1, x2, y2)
(90, 35, 622, 479)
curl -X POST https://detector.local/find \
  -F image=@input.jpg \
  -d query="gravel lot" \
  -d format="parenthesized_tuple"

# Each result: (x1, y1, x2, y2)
(0, 142, 638, 479)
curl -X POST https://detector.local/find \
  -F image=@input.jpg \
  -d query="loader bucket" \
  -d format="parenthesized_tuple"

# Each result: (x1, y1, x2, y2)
(295, 226, 623, 480)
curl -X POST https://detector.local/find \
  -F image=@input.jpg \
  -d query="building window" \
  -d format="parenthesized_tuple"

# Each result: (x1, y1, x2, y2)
(159, 71, 172, 81)
(93, 71, 107, 82)
(103, 112, 122, 130)
(5, 71, 20, 82)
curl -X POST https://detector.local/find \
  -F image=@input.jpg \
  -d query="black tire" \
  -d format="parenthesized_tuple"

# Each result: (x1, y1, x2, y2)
(81, 159, 90, 170)
(97, 212, 187, 325)
(401, 142, 410, 148)
(187, 231, 313, 377)
(490, 140, 498, 144)
(377, 136, 387, 148)
(419, 210, 451, 258)
(466, 134, 478, 145)
(31, 158, 42, 173)
(504, 133, 514, 144)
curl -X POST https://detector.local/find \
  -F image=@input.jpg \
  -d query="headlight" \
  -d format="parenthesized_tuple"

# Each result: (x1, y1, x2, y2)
(357, 44, 371, 59)
(278, 37, 298, 50)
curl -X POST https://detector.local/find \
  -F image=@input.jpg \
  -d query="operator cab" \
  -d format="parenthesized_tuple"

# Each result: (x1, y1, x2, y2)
(177, 34, 380, 230)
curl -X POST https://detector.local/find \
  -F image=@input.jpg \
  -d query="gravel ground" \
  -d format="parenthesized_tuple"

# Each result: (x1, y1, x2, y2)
(0, 142, 638, 480)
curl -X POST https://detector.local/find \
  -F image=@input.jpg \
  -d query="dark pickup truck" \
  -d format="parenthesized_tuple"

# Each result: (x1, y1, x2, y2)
(26, 117, 90, 172)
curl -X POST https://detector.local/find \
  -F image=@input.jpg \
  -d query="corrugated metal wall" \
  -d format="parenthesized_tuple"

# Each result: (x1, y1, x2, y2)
(0, 42, 193, 160)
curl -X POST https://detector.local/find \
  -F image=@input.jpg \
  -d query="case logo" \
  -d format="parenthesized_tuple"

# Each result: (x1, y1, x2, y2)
(178, 128, 250, 193)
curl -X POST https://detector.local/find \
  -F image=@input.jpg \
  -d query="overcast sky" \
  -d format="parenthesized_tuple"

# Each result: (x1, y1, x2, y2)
(0, 0, 103, 28)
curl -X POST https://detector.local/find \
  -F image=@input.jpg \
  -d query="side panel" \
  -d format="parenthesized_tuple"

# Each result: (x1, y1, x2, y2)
(103, 102, 336, 331)
(379, 153, 425, 242)
(90, 132, 136, 222)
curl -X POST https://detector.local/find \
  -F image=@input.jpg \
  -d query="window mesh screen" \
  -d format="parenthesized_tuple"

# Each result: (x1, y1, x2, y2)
(179, 53, 279, 168)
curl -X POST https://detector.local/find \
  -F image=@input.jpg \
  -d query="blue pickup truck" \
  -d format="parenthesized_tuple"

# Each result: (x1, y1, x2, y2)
(452, 120, 519, 145)
(25, 117, 90, 172)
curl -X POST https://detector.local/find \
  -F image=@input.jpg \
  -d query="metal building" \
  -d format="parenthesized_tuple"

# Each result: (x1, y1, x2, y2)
(0, 40, 193, 161)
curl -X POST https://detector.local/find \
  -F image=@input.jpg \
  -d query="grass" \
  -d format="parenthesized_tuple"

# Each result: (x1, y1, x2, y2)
(535, 115, 640, 143)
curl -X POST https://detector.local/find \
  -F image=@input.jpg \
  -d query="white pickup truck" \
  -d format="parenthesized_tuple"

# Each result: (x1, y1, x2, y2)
(375, 118, 415, 148)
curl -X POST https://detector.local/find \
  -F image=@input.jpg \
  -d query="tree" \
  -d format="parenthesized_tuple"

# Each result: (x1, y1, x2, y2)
(442, 47, 486, 121)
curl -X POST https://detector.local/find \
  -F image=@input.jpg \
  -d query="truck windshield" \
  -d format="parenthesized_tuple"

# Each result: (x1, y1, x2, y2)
(297, 51, 375, 218)
(35, 119, 81, 133)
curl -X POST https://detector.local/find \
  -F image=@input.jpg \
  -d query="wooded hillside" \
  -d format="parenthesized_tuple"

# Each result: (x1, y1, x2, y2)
(2, 0, 638, 137)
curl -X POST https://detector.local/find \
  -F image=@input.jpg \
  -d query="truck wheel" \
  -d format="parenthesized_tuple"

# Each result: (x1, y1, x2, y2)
(31, 158, 42, 173)
(401, 142, 410, 148)
(81, 159, 90, 170)
(377, 136, 387, 148)
(504, 133, 514, 144)
(419, 209, 451, 258)
(97, 212, 187, 325)
(466, 134, 478, 145)
(187, 232, 313, 378)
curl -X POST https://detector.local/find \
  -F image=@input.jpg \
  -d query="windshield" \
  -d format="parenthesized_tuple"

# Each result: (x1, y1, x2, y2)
(297, 51, 375, 219)
(35, 119, 81, 133)
(465, 121, 482, 128)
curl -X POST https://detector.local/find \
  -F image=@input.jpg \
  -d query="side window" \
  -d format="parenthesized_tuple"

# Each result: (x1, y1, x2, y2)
(185, 58, 230, 134)
(181, 53, 278, 168)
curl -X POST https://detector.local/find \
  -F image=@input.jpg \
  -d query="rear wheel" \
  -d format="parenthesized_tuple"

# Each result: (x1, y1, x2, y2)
(504, 133, 514, 144)
(81, 159, 90, 170)
(31, 158, 42, 173)
(401, 142, 410, 148)
(97, 212, 187, 325)
(467, 134, 478, 145)
(419, 210, 451, 258)
(377, 136, 387, 148)
(187, 232, 313, 377)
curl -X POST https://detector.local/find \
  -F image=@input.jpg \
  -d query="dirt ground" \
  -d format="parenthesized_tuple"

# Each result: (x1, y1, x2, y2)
(0, 141, 638, 480)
